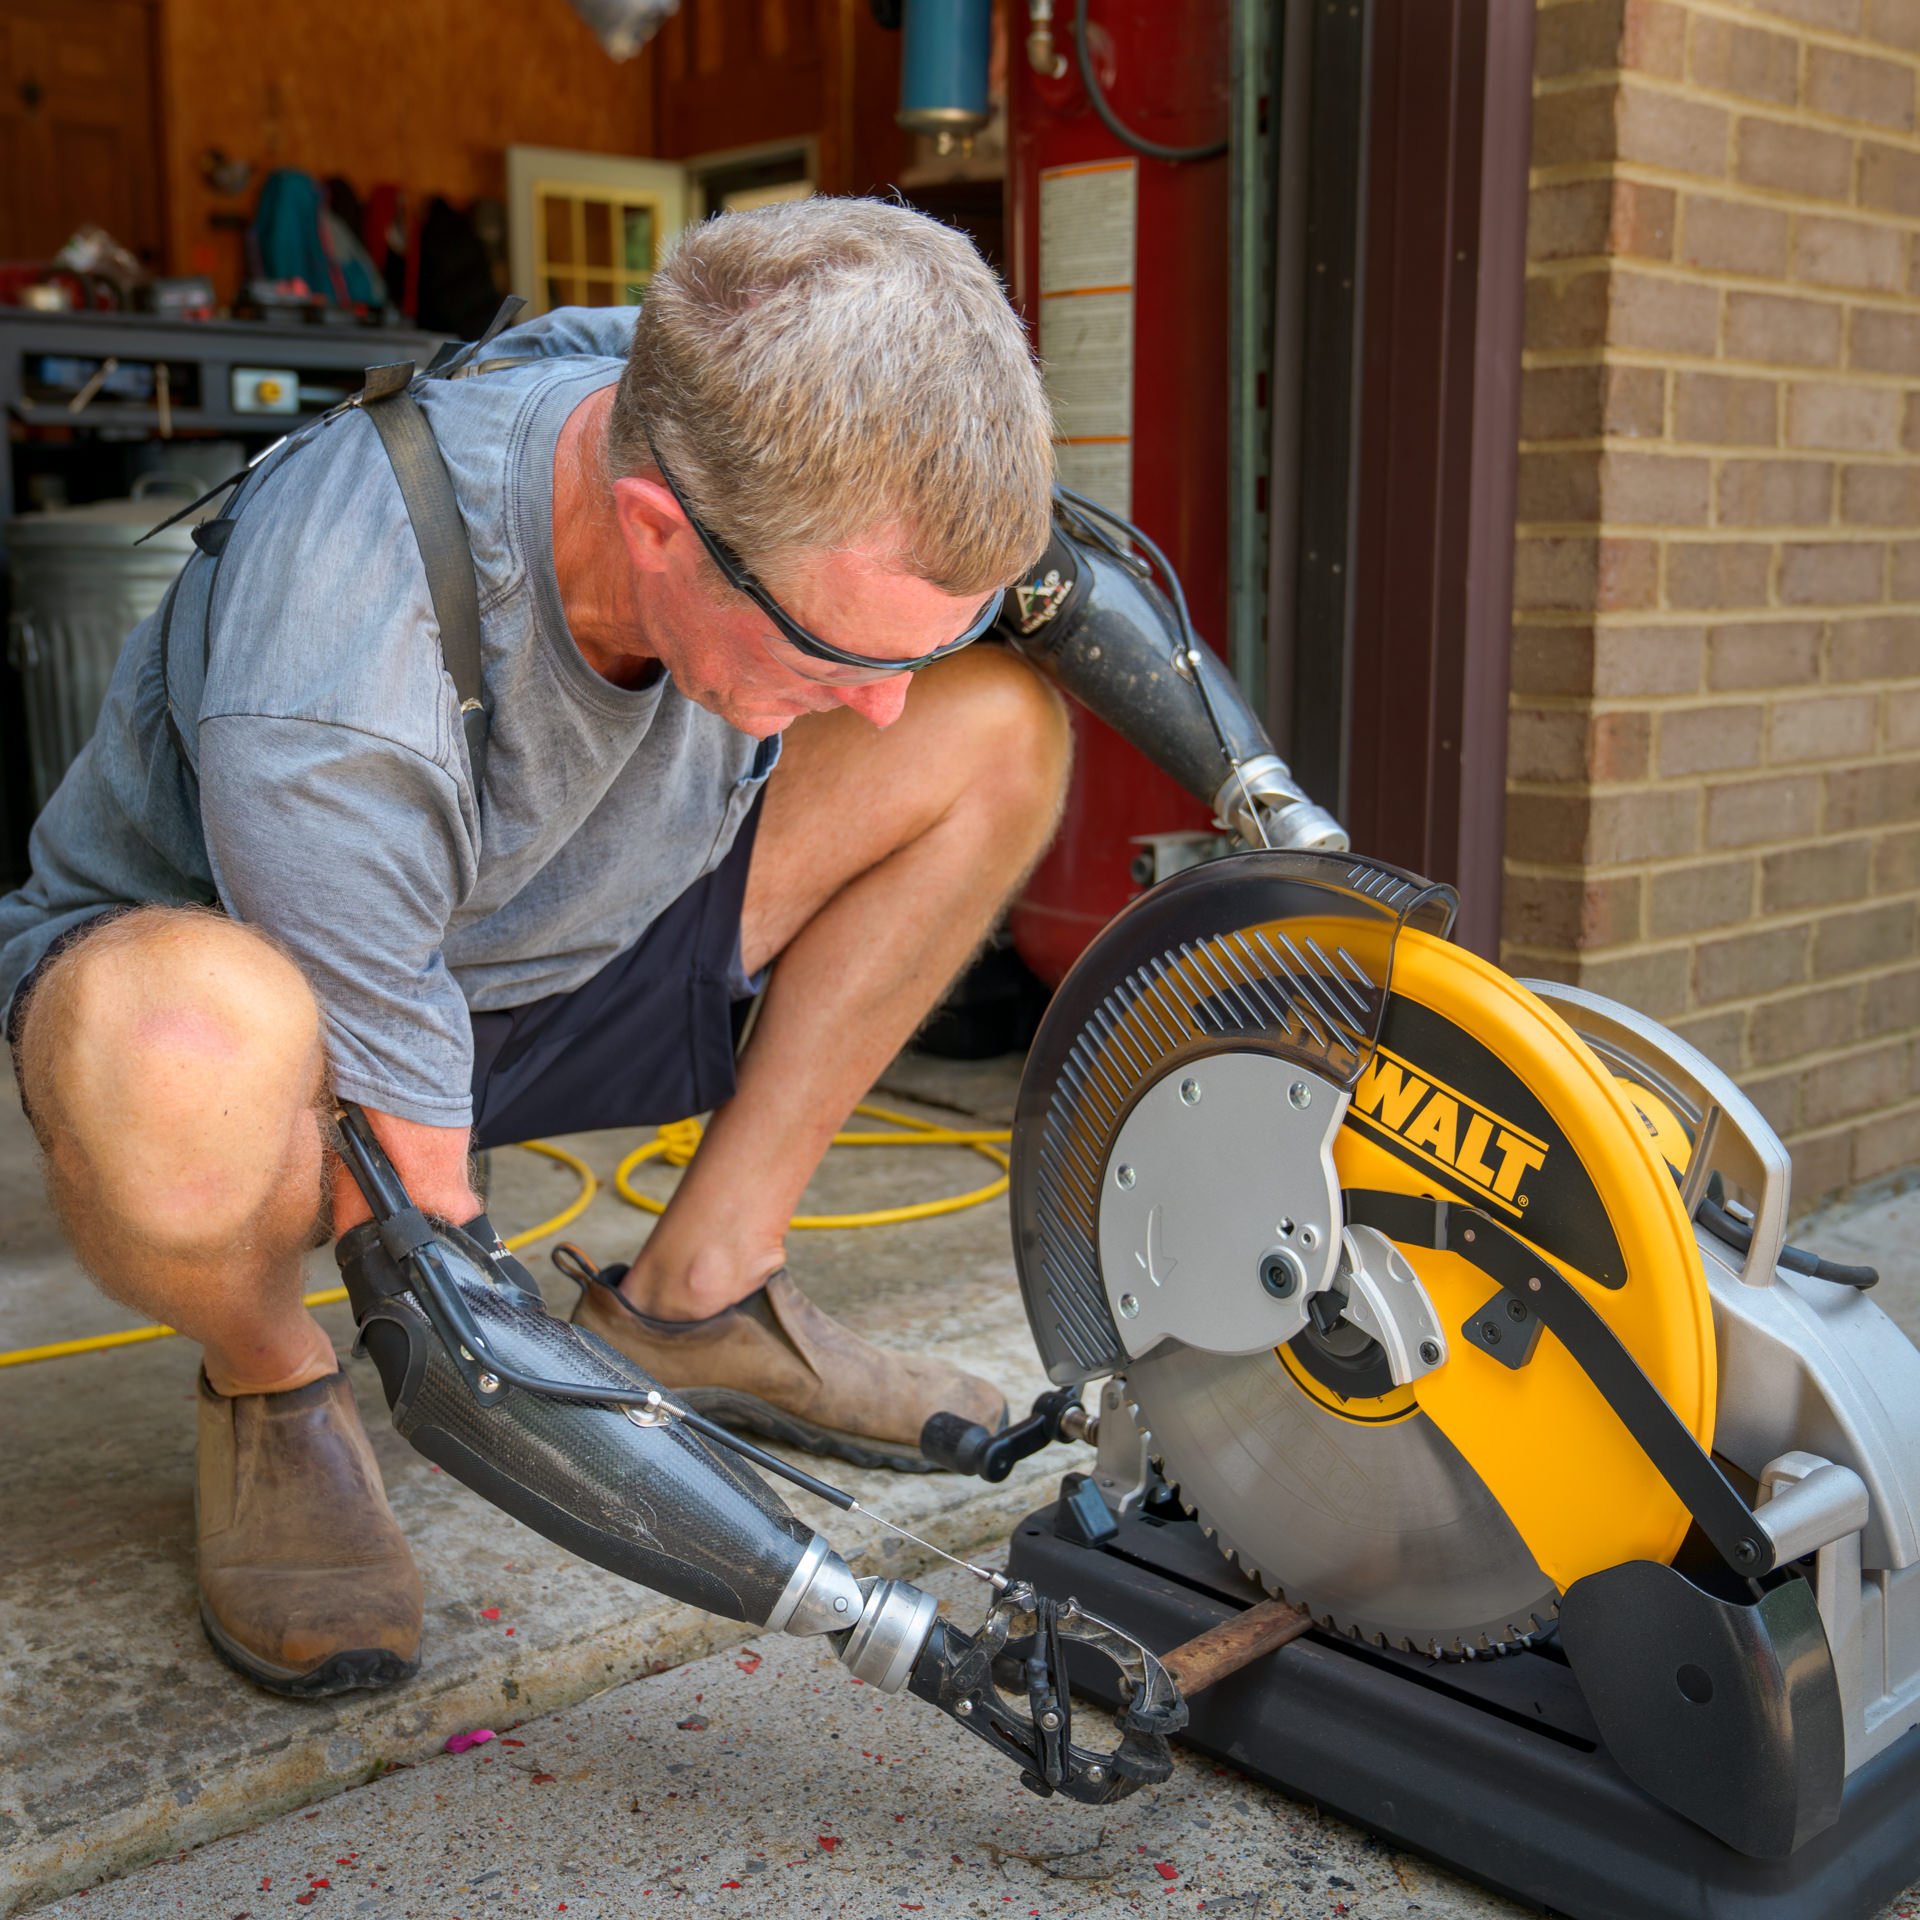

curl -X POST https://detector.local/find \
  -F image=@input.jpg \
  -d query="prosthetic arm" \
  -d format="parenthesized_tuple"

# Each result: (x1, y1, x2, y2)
(332, 1109, 1182, 1803)
(995, 486, 1347, 857)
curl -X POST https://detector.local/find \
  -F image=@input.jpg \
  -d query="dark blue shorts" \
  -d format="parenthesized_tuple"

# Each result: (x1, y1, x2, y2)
(467, 794, 764, 1150)
(8, 796, 764, 1150)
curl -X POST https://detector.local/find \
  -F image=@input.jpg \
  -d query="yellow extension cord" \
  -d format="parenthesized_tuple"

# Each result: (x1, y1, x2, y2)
(616, 1102, 1010, 1230)
(0, 1105, 1010, 1369)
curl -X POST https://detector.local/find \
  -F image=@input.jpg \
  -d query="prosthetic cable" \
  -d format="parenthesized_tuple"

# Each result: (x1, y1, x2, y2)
(333, 1108, 1008, 1590)
(1052, 482, 1274, 849)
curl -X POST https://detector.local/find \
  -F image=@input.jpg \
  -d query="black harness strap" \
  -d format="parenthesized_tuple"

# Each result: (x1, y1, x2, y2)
(157, 297, 532, 802)
(362, 387, 489, 793)
(155, 569, 190, 770)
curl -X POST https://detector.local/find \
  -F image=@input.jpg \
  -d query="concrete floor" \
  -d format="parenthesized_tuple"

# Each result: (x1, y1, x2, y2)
(0, 1051, 1056, 1916)
(6, 1052, 1920, 1919)
(21, 1565, 1920, 1920)
(23, 1564, 1530, 1920)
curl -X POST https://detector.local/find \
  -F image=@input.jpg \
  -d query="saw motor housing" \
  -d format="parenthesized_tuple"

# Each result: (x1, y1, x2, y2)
(1009, 847, 1920, 1857)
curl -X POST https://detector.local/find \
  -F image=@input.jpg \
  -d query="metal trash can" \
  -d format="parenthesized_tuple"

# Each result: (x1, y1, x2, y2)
(5, 476, 205, 811)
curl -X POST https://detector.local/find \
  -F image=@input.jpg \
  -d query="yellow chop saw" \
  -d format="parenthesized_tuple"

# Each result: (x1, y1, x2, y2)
(945, 846, 1920, 1920)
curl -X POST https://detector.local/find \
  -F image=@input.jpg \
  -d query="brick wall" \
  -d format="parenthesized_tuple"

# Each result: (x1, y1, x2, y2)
(1509, 0, 1920, 1208)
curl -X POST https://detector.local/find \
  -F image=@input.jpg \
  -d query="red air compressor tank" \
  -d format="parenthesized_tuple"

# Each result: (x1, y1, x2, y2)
(1003, 0, 1232, 986)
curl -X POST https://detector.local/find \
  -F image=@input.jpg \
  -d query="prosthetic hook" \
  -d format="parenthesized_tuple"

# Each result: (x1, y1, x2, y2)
(331, 1105, 1181, 1802)
(996, 486, 1347, 855)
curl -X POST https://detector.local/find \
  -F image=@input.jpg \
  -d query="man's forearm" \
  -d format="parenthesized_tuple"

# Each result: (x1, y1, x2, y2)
(330, 1104, 480, 1237)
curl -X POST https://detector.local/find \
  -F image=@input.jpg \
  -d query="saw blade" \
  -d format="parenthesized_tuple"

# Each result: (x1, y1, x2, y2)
(1108, 925, 1717, 1656)
(1127, 1341, 1559, 1656)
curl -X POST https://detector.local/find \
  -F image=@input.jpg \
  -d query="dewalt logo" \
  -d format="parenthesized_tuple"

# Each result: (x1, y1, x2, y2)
(1347, 1045, 1549, 1216)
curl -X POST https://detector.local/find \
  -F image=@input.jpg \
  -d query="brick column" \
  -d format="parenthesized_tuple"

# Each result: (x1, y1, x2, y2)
(1509, 0, 1920, 1207)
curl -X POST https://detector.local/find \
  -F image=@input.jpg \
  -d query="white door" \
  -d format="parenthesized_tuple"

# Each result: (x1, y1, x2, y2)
(506, 147, 690, 315)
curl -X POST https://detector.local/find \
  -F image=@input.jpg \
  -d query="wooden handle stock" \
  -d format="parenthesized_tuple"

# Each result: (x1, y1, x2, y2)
(1160, 1597, 1314, 1698)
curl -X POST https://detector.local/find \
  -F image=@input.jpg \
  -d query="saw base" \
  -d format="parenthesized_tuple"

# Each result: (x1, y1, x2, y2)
(1008, 1497, 1920, 1920)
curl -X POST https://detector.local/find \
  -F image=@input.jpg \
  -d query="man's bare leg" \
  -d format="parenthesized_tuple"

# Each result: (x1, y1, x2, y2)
(16, 907, 422, 1692)
(620, 647, 1072, 1321)
(17, 907, 337, 1395)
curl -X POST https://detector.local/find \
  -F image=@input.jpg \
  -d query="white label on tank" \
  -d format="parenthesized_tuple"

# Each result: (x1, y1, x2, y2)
(1039, 158, 1136, 518)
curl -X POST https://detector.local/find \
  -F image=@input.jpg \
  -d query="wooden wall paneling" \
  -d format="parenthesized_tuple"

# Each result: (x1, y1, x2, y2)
(648, 0, 912, 196)
(694, 0, 726, 75)
(817, 0, 856, 194)
(844, 0, 912, 195)
(0, 0, 164, 265)
(159, 0, 657, 295)
(769, 0, 801, 61)
(655, 0, 827, 160)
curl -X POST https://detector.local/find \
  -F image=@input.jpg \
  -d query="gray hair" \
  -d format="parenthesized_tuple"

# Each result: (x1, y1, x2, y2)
(609, 197, 1055, 596)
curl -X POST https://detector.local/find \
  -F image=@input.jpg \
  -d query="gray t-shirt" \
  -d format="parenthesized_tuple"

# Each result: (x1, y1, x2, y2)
(0, 308, 774, 1127)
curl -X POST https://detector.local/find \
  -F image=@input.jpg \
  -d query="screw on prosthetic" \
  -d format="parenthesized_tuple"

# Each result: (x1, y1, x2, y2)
(333, 1103, 859, 1632)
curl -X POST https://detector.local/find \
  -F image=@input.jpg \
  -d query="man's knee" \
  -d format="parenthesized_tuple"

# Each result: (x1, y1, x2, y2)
(938, 645, 1074, 824)
(17, 908, 327, 1250)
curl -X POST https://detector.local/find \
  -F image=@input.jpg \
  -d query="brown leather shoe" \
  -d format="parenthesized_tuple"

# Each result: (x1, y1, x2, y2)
(565, 1258, 1007, 1473)
(196, 1367, 423, 1697)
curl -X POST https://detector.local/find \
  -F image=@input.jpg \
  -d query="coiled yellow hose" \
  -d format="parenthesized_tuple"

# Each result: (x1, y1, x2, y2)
(0, 1104, 1014, 1367)
(615, 1102, 1010, 1230)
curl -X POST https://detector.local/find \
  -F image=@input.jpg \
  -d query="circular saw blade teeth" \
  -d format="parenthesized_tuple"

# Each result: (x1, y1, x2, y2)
(1147, 1373, 1559, 1656)
(1012, 898, 1717, 1670)
(1141, 1386, 1558, 1659)
(1159, 1471, 1364, 1648)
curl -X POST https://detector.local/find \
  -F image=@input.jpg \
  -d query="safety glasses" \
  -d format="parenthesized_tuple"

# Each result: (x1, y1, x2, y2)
(646, 433, 1003, 684)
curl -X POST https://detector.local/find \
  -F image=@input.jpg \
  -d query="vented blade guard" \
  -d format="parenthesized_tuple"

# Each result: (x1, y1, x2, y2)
(1011, 850, 1457, 1386)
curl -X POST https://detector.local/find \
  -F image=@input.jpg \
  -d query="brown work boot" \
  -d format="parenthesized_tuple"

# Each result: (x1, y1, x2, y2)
(563, 1254, 1007, 1472)
(196, 1367, 423, 1697)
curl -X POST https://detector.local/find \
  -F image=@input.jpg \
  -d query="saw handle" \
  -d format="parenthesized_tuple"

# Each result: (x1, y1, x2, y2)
(920, 1386, 1089, 1481)
(1160, 1598, 1315, 1698)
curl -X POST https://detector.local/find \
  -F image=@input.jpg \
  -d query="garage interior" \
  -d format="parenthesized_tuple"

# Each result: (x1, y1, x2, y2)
(7, 3, 1920, 1918)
